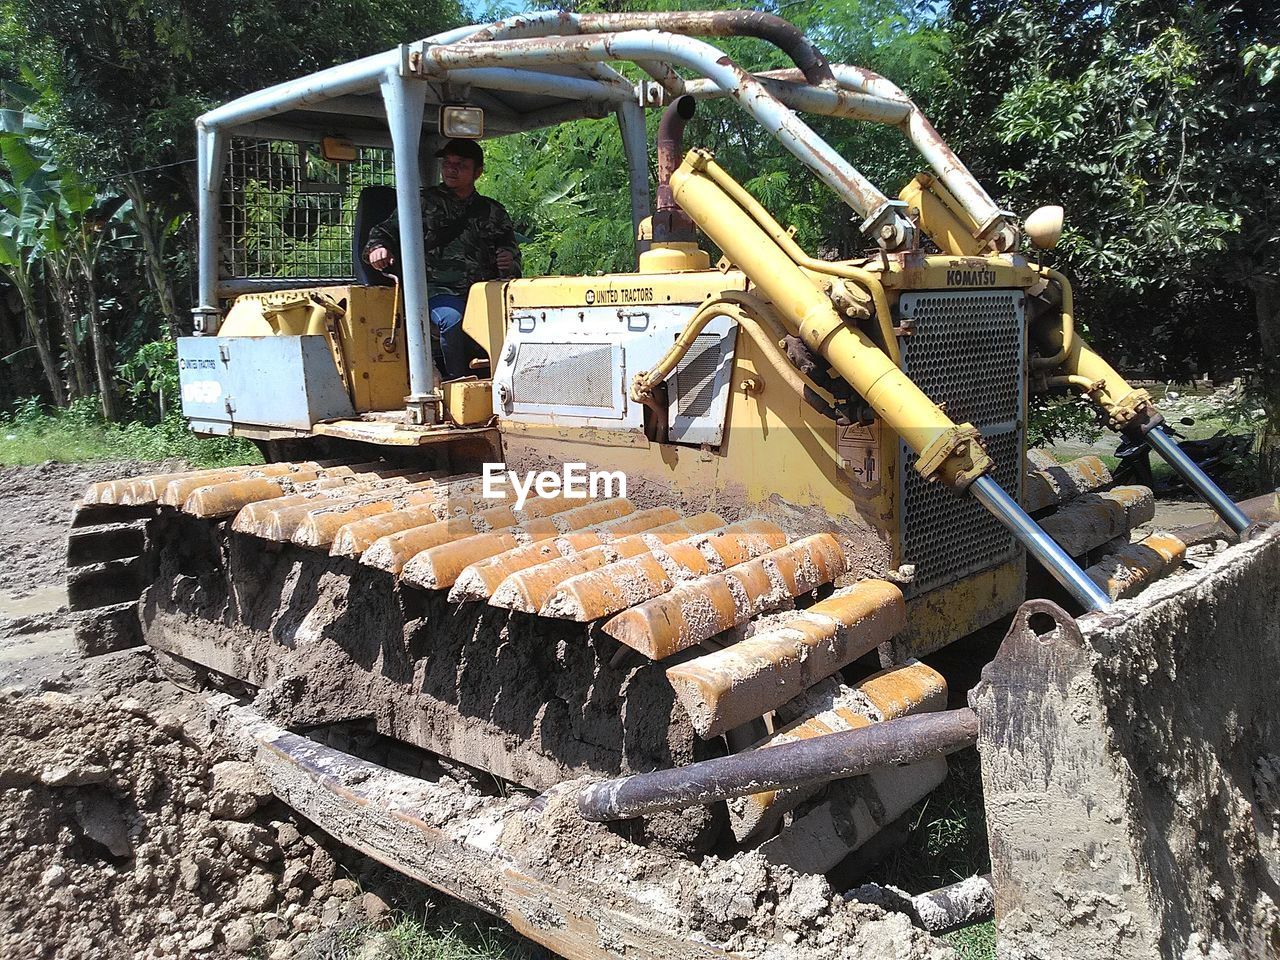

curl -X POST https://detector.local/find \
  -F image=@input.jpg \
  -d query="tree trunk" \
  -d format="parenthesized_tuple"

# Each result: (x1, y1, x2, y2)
(122, 175, 181, 337)
(8, 269, 65, 406)
(1249, 274, 1280, 486)
(81, 267, 118, 421)
(47, 265, 92, 400)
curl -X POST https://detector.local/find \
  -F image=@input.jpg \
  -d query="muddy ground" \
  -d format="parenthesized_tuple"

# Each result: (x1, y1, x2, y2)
(0, 459, 1219, 960)
(0, 461, 526, 960)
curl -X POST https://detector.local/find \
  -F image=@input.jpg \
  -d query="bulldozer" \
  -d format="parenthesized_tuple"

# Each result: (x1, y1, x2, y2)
(65, 11, 1280, 958)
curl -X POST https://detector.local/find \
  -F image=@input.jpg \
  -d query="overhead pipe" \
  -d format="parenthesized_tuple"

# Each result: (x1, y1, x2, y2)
(615, 99, 652, 260)
(681, 73, 911, 125)
(578, 708, 979, 822)
(756, 65, 1016, 251)
(464, 9, 835, 87)
(417, 31, 916, 248)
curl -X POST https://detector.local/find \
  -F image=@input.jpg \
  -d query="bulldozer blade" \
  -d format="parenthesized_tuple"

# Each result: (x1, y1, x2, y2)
(971, 524, 1280, 958)
(209, 695, 942, 960)
(541, 519, 788, 621)
(448, 507, 682, 602)
(601, 534, 848, 659)
(487, 512, 725, 613)
(665, 579, 907, 739)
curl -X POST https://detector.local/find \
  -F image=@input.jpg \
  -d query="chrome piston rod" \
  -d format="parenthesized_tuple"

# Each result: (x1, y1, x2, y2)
(969, 474, 1113, 613)
(1145, 426, 1250, 534)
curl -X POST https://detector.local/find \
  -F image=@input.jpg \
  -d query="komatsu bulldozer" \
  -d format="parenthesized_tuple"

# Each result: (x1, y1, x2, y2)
(65, 11, 1280, 959)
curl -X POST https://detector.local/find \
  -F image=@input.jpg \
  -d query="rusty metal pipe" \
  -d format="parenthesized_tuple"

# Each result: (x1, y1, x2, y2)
(419, 32, 912, 243)
(654, 95, 698, 242)
(577, 708, 979, 821)
(575, 11, 835, 87)
(657, 96, 697, 212)
(465, 10, 835, 87)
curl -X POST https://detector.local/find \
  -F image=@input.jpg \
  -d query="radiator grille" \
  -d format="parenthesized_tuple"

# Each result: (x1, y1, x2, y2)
(512, 342, 614, 408)
(672, 333, 723, 419)
(898, 290, 1025, 595)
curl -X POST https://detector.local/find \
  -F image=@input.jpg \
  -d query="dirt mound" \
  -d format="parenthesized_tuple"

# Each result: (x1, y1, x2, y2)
(0, 682, 370, 960)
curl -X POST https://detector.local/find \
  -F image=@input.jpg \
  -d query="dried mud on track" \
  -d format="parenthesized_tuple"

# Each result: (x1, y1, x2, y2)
(0, 462, 453, 960)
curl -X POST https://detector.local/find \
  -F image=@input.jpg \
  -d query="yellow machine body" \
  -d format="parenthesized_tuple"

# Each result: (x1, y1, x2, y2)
(219, 285, 407, 414)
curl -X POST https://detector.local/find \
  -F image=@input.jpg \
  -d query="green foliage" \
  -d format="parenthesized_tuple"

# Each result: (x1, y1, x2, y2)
(869, 751, 990, 893)
(1029, 395, 1105, 448)
(0, 397, 259, 467)
(484, 117, 635, 277)
(934, 0, 1280, 383)
(118, 337, 179, 419)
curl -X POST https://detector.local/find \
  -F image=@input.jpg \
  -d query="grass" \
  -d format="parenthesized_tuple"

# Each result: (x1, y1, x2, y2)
(0, 398, 260, 469)
(945, 921, 997, 959)
(314, 891, 546, 960)
(867, 751, 990, 894)
(863, 751, 995, 960)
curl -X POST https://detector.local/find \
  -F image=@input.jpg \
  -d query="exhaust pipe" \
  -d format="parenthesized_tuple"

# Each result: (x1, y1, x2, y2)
(653, 96, 698, 243)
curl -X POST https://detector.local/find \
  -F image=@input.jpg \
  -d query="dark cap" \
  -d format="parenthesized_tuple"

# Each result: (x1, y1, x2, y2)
(435, 138, 484, 167)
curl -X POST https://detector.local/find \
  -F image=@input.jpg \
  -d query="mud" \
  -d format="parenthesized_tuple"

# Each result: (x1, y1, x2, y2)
(0, 462, 528, 960)
(229, 690, 956, 960)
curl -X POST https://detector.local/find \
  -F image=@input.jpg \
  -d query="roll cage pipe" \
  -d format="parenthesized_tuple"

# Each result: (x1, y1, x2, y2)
(191, 10, 1019, 424)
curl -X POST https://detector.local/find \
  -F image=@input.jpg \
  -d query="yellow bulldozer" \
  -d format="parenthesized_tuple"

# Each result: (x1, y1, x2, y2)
(65, 11, 1280, 958)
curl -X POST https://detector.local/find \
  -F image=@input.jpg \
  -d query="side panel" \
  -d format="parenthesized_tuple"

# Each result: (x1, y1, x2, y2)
(338, 285, 407, 413)
(177, 335, 355, 434)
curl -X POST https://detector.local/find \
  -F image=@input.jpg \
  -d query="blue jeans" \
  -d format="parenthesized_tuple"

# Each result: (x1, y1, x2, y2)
(429, 294, 471, 380)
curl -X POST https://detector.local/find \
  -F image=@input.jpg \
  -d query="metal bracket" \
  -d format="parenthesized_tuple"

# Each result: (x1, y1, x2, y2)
(860, 199, 916, 251)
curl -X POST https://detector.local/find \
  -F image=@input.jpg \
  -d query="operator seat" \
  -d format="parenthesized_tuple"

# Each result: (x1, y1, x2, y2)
(352, 185, 398, 286)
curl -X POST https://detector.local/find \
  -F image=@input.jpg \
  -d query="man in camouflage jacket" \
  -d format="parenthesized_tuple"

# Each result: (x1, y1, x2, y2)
(363, 138, 521, 379)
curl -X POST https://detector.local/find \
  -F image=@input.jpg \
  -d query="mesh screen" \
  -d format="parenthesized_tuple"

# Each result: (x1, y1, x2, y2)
(512, 343, 614, 408)
(898, 290, 1025, 595)
(223, 139, 395, 280)
(672, 333, 723, 419)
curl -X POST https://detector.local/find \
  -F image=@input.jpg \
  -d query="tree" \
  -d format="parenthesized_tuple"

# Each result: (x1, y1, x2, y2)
(3, 0, 465, 335)
(0, 125, 64, 404)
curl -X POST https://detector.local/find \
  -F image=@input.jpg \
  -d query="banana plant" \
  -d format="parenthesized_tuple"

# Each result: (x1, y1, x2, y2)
(0, 129, 64, 405)
(0, 109, 130, 417)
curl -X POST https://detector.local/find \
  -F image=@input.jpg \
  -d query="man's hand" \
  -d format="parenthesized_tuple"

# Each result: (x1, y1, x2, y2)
(366, 245, 394, 271)
(496, 249, 516, 275)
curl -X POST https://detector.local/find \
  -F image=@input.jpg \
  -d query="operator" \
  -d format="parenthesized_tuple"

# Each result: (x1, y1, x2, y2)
(363, 138, 521, 380)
